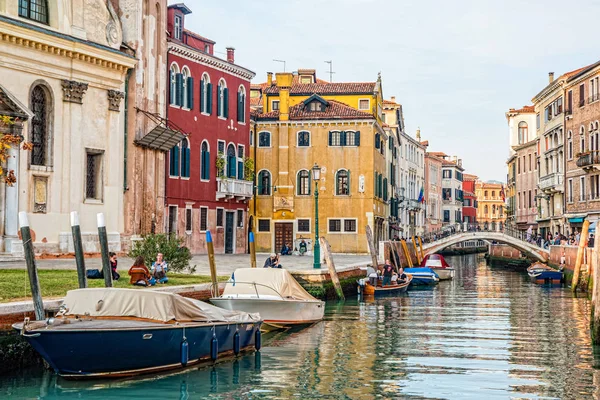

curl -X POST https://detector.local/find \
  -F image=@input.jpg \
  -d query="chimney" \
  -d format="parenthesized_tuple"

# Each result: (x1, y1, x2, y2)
(267, 72, 273, 85)
(226, 47, 235, 63)
(458, 159, 463, 167)
(391, 96, 396, 103)
(275, 72, 293, 121)
(452, 155, 457, 162)
(548, 72, 554, 83)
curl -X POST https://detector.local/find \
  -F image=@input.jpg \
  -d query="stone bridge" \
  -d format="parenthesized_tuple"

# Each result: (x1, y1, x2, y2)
(422, 231, 549, 262)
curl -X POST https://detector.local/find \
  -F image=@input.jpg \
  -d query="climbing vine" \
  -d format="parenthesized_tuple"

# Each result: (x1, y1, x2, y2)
(243, 156, 254, 181)
(0, 115, 32, 186)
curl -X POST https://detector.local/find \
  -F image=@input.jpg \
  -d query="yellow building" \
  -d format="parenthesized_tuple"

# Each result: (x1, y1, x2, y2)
(475, 181, 506, 231)
(251, 71, 387, 253)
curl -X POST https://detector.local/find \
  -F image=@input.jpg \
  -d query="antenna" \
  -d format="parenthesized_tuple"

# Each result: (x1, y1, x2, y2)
(324, 60, 335, 82)
(273, 59, 286, 72)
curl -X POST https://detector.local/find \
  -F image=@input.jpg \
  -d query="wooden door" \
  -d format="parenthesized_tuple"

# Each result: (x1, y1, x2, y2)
(274, 223, 293, 253)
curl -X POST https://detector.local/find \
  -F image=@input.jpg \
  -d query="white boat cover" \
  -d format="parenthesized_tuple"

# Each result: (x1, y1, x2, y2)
(60, 288, 261, 323)
(221, 268, 317, 301)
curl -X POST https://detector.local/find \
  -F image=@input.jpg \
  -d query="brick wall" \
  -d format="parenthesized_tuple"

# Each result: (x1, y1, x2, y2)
(489, 244, 523, 259)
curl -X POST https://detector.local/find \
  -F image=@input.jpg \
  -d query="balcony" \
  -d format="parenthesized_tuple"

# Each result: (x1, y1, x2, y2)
(409, 199, 423, 210)
(216, 178, 253, 200)
(589, 93, 600, 104)
(576, 150, 600, 170)
(538, 172, 563, 192)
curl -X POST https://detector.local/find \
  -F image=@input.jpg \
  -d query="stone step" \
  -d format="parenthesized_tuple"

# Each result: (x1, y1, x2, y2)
(0, 252, 24, 262)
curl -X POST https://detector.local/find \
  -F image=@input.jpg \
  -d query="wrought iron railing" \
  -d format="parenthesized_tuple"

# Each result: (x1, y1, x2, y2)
(576, 150, 600, 168)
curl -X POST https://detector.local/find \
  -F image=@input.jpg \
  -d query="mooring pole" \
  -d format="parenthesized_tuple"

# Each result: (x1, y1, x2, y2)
(249, 231, 257, 268)
(365, 225, 379, 269)
(412, 236, 422, 265)
(418, 236, 425, 260)
(572, 220, 590, 292)
(70, 212, 87, 288)
(401, 239, 414, 268)
(591, 227, 600, 344)
(206, 231, 219, 297)
(320, 237, 345, 300)
(18, 212, 44, 321)
(97, 213, 113, 288)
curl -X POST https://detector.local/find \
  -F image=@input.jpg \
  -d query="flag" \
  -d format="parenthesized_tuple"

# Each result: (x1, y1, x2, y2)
(418, 187, 425, 203)
(500, 186, 506, 202)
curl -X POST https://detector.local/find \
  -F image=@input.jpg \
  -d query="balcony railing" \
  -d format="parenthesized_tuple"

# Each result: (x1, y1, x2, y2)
(216, 178, 253, 200)
(589, 93, 600, 104)
(538, 172, 563, 191)
(576, 150, 600, 169)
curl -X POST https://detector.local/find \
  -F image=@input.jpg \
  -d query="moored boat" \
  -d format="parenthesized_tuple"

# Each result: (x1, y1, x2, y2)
(404, 267, 440, 285)
(210, 268, 325, 327)
(527, 262, 563, 284)
(358, 273, 413, 296)
(420, 254, 455, 280)
(13, 288, 262, 379)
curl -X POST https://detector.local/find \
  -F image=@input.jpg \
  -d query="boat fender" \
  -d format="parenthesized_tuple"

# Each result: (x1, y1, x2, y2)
(210, 336, 218, 361)
(233, 331, 240, 355)
(181, 339, 189, 366)
(255, 328, 262, 351)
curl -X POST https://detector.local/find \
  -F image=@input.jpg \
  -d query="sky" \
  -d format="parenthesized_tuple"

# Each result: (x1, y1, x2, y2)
(180, 0, 600, 182)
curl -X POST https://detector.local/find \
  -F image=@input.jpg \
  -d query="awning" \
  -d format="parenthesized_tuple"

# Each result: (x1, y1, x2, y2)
(133, 108, 187, 151)
(569, 217, 584, 223)
(590, 221, 597, 233)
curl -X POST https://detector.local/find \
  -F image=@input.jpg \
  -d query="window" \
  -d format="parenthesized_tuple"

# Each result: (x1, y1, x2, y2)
(581, 177, 586, 201)
(442, 188, 451, 200)
(168, 206, 177, 235)
(297, 131, 310, 147)
(200, 74, 212, 114)
(201, 141, 210, 180)
(518, 122, 528, 144)
(327, 131, 360, 147)
(329, 219, 341, 232)
(216, 208, 224, 227)
(330, 131, 341, 146)
(199, 207, 208, 231)
(174, 15, 182, 40)
(85, 150, 103, 201)
(217, 80, 228, 118)
(237, 86, 246, 123)
(258, 131, 271, 147)
(528, 190, 532, 208)
(180, 138, 190, 178)
(358, 99, 370, 110)
(568, 131, 573, 159)
(536, 113, 540, 130)
(492, 191, 495, 198)
(182, 67, 191, 109)
(19, 0, 48, 24)
(346, 131, 359, 146)
(567, 90, 573, 113)
(308, 101, 325, 112)
(258, 219, 270, 232)
(237, 210, 244, 228)
(297, 170, 310, 195)
(298, 219, 310, 232)
(271, 100, 279, 111)
(170, 63, 181, 106)
(30, 85, 50, 166)
(258, 170, 271, 195)
(442, 170, 452, 179)
(226, 144, 236, 178)
(528, 154, 532, 171)
(185, 207, 192, 232)
(344, 219, 357, 232)
(336, 170, 350, 195)
(237, 145, 245, 180)
(568, 179, 573, 202)
(580, 84, 585, 107)
(169, 144, 180, 177)
(443, 210, 450, 222)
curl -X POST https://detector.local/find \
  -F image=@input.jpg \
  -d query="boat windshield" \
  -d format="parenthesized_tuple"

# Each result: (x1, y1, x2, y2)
(221, 268, 317, 301)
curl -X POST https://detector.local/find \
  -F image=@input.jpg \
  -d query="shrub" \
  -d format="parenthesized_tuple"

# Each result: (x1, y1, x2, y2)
(128, 234, 192, 273)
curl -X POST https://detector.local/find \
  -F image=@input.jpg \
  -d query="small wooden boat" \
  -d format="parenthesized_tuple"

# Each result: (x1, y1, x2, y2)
(420, 254, 455, 280)
(13, 288, 262, 379)
(527, 262, 563, 284)
(358, 273, 413, 296)
(210, 268, 325, 327)
(404, 267, 440, 285)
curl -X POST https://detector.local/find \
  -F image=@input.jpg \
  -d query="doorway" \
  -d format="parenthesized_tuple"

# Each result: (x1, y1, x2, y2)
(274, 222, 293, 253)
(225, 211, 235, 254)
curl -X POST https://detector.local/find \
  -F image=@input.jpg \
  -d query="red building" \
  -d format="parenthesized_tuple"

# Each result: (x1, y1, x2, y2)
(165, 3, 255, 253)
(462, 174, 478, 225)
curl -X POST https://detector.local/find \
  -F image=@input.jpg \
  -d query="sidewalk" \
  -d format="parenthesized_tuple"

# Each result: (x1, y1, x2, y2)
(0, 253, 372, 276)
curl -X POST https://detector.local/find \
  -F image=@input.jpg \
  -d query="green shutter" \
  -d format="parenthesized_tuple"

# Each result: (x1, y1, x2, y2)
(200, 79, 205, 112)
(374, 172, 378, 198)
(355, 131, 360, 146)
(383, 178, 388, 201)
(170, 146, 179, 176)
(328, 131, 332, 146)
(237, 161, 244, 180)
(224, 87, 229, 118)
(185, 147, 191, 177)
(347, 170, 351, 194)
(205, 151, 210, 179)
(187, 77, 194, 109)
(340, 131, 346, 146)
(169, 71, 175, 105)
(241, 93, 245, 122)
(258, 173, 263, 194)
(207, 83, 213, 114)
(228, 156, 236, 178)
(175, 73, 183, 106)
(217, 86, 222, 117)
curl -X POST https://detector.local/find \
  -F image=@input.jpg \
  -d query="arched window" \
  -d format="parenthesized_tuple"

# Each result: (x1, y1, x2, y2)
(169, 144, 180, 177)
(484, 205, 489, 214)
(258, 131, 271, 147)
(200, 141, 210, 180)
(19, 0, 49, 24)
(257, 170, 271, 195)
(226, 144, 236, 178)
(581, 137, 585, 153)
(217, 79, 228, 118)
(237, 85, 246, 123)
(180, 138, 190, 178)
(200, 73, 212, 114)
(518, 121, 528, 144)
(336, 169, 350, 195)
(181, 67, 193, 109)
(297, 131, 310, 147)
(484, 190, 488, 198)
(492, 191, 495, 198)
(568, 131, 573, 159)
(169, 63, 179, 106)
(30, 84, 51, 166)
(297, 170, 310, 195)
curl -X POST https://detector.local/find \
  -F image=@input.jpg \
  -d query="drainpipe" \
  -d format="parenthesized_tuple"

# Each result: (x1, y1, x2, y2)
(123, 68, 132, 192)
(253, 121, 257, 218)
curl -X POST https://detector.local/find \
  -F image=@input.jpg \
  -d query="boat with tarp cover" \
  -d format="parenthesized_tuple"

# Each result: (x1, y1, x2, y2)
(420, 254, 455, 280)
(527, 262, 563, 284)
(13, 288, 262, 379)
(210, 268, 324, 327)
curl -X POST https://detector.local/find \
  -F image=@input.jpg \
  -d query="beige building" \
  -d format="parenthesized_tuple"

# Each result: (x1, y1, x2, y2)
(475, 181, 506, 231)
(424, 152, 443, 232)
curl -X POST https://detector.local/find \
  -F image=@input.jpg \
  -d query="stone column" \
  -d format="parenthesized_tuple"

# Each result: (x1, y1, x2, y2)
(4, 145, 19, 253)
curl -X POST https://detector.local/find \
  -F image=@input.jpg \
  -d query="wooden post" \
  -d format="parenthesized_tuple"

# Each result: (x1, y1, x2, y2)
(418, 236, 425, 260)
(572, 220, 590, 292)
(388, 241, 401, 271)
(591, 227, 600, 344)
(401, 239, 413, 268)
(206, 231, 219, 297)
(365, 225, 379, 269)
(320, 237, 345, 300)
(70, 212, 87, 288)
(97, 213, 112, 288)
(412, 236, 421, 265)
(18, 212, 44, 321)
(249, 231, 257, 268)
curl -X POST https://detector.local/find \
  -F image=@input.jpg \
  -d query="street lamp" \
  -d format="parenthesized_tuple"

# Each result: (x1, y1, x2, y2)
(312, 163, 321, 269)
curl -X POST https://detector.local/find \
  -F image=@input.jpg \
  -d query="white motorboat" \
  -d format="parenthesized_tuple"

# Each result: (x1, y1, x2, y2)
(420, 254, 455, 281)
(210, 268, 325, 327)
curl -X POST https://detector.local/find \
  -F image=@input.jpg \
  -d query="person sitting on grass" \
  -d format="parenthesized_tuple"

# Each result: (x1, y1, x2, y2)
(109, 252, 120, 281)
(151, 252, 169, 284)
(128, 256, 156, 287)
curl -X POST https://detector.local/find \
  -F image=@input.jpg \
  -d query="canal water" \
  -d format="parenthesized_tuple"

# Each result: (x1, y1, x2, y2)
(2, 254, 600, 399)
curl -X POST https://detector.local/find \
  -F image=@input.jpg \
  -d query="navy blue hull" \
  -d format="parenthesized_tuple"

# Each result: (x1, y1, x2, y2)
(19, 322, 260, 378)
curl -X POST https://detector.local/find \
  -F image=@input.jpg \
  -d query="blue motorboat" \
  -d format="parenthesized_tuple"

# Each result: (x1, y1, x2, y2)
(404, 267, 440, 286)
(13, 288, 262, 379)
(527, 263, 563, 284)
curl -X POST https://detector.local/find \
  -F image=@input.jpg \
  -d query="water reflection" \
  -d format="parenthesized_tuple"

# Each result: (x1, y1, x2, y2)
(2, 254, 600, 399)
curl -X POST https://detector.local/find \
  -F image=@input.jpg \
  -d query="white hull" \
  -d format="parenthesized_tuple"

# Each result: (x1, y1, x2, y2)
(210, 297, 325, 325)
(432, 268, 455, 280)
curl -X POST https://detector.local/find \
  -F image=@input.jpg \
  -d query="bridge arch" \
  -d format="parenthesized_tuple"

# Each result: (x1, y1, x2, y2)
(422, 232, 548, 262)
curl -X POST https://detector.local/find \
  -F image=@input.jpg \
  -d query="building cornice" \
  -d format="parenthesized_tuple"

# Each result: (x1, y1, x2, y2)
(168, 41, 255, 81)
